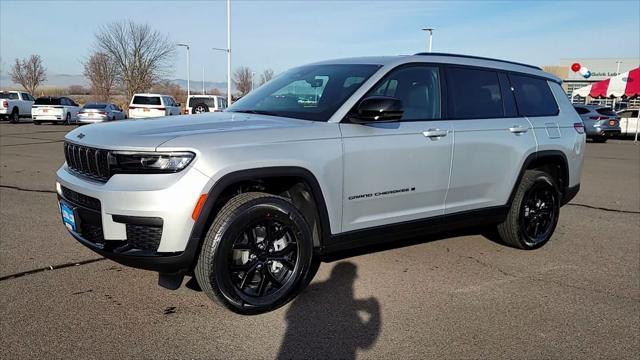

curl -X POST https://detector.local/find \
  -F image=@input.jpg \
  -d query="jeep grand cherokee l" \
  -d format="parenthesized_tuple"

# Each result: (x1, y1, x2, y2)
(56, 53, 584, 314)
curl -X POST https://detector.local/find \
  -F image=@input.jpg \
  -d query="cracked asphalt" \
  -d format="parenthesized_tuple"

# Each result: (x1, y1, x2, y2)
(1, 122, 638, 359)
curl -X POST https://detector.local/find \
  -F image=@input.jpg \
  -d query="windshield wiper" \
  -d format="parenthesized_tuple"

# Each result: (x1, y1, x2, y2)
(231, 110, 280, 116)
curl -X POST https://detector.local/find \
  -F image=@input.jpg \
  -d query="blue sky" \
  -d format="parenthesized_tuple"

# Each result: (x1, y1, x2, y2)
(1, 0, 639, 84)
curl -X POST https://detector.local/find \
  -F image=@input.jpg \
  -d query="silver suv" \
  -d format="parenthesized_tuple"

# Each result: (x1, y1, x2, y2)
(56, 53, 585, 314)
(573, 104, 621, 143)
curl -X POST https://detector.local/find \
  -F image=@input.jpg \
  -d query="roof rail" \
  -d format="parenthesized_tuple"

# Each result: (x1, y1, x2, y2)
(413, 52, 541, 70)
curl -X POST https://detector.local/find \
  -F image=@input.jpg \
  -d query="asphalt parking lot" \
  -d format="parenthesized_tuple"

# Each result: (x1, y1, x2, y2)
(0, 122, 638, 359)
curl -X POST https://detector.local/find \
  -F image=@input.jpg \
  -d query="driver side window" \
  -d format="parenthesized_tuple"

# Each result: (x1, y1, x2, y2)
(367, 65, 441, 121)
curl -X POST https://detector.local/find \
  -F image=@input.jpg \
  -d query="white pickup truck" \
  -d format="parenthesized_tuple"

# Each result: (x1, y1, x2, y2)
(0, 91, 35, 123)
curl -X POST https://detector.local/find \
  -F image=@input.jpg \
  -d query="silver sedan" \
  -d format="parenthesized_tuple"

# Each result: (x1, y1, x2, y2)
(77, 103, 126, 124)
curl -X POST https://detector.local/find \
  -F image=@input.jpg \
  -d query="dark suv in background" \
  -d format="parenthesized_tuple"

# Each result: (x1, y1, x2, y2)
(573, 104, 621, 142)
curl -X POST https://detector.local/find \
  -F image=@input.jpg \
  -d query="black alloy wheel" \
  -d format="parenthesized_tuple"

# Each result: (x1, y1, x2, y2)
(519, 181, 558, 247)
(195, 192, 314, 315)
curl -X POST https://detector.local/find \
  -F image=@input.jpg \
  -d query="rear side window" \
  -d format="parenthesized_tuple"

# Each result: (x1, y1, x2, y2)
(595, 107, 616, 116)
(510, 74, 558, 116)
(34, 97, 62, 105)
(132, 96, 161, 106)
(446, 67, 503, 119)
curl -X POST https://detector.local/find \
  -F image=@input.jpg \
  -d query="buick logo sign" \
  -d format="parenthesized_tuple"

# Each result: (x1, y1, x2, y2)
(77, 133, 85, 139)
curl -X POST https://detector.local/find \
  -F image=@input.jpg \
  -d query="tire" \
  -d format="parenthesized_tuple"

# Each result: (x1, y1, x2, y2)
(9, 109, 19, 124)
(63, 113, 71, 125)
(33, 120, 42, 125)
(497, 170, 560, 250)
(193, 103, 209, 114)
(195, 192, 315, 315)
(592, 137, 607, 143)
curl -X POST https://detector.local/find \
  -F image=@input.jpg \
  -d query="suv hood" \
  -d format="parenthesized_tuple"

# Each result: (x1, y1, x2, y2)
(64, 112, 314, 151)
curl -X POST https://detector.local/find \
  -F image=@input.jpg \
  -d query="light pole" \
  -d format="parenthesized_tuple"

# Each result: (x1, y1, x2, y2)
(251, 71, 256, 92)
(421, 28, 434, 52)
(177, 43, 190, 98)
(615, 60, 622, 75)
(211, 1, 232, 104)
(202, 66, 205, 95)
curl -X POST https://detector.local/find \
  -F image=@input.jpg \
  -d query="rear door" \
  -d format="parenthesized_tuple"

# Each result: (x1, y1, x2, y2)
(340, 64, 453, 232)
(445, 66, 537, 214)
(509, 74, 563, 153)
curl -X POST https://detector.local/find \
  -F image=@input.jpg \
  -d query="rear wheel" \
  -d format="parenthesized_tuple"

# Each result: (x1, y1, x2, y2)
(497, 170, 560, 250)
(9, 109, 19, 123)
(195, 192, 315, 315)
(63, 113, 71, 125)
(33, 120, 42, 125)
(592, 136, 607, 143)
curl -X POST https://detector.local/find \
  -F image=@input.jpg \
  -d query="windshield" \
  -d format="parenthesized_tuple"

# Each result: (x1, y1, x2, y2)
(83, 104, 107, 109)
(0, 93, 19, 100)
(132, 96, 161, 106)
(227, 64, 381, 121)
(34, 97, 61, 105)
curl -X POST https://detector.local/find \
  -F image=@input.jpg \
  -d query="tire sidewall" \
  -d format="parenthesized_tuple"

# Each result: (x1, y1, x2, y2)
(199, 196, 313, 314)
(516, 173, 560, 249)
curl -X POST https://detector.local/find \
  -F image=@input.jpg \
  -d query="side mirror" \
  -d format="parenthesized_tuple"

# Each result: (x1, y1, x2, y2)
(175, 103, 181, 107)
(351, 96, 403, 123)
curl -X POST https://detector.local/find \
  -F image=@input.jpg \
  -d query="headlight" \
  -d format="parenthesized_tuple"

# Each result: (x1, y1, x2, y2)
(109, 151, 195, 173)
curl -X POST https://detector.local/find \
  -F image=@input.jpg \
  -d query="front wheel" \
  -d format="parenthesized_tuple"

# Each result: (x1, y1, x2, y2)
(497, 170, 560, 250)
(195, 192, 315, 315)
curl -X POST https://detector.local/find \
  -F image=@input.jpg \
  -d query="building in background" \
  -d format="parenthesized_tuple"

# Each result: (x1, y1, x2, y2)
(543, 58, 640, 108)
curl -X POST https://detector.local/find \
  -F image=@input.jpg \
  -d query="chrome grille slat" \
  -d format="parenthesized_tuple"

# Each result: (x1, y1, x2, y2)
(63, 141, 110, 182)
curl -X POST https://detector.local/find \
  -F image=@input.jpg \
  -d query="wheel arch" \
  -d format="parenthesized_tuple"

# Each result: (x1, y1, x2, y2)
(188, 167, 332, 262)
(508, 150, 570, 207)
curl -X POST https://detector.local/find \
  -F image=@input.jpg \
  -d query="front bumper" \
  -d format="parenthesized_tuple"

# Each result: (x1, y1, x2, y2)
(56, 164, 212, 271)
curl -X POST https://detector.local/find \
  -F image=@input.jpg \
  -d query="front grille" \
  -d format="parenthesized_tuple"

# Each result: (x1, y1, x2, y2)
(82, 222, 105, 245)
(126, 224, 163, 251)
(63, 142, 110, 182)
(61, 186, 101, 211)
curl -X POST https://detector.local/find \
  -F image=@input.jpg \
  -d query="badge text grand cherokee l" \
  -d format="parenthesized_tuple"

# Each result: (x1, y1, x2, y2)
(56, 53, 585, 314)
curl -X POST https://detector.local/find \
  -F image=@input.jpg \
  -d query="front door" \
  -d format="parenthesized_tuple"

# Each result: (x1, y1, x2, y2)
(340, 64, 453, 232)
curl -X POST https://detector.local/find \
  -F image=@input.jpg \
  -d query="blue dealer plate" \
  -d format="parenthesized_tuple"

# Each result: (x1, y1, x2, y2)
(60, 202, 76, 231)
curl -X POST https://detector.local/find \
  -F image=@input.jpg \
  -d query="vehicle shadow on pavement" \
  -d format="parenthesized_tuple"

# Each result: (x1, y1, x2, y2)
(277, 262, 380, 360)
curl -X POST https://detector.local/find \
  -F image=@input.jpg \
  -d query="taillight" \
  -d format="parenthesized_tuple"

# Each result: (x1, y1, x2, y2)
(98, 111, 107, 115)
(589, 116, 608, 120)
(574, 122, 585, 134)
(157, 107, 166, 111)
(128, 106, 137, 110)
(2, 100, 7, 108)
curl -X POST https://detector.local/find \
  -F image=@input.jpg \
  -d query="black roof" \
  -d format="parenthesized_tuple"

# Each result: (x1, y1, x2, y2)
(413, 52, 541, 70)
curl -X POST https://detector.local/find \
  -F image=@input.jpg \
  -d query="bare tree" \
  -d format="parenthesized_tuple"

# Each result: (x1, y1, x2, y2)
(10, 55, 47, 95)
(93, 21, 176, 100)
(233, 66, 253, 97)
(207, 88, 223, 96)
(83, 52, 118, 101)
(151, 80, 186, 105)
(259, 68, 275, 86)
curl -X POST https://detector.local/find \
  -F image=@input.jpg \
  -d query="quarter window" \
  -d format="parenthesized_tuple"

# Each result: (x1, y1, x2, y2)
(446, 67, 503, 119)
(366, 66, 441, 121)
(510, 74, 558, 117)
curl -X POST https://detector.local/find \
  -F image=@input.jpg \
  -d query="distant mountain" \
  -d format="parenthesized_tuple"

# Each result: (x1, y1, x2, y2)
(0, 73, 231, 92)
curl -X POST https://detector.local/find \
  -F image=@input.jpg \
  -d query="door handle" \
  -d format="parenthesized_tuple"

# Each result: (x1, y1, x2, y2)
(509, 125, 529, 134)
(423, 129, 448, 138)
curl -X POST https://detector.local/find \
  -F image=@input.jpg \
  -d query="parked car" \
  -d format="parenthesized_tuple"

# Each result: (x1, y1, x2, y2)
(32, 96, 80, 125)
(128, 94, 181, 119)
(0, 91, 35, 123)
(617, 108, 640, 136)
(573, 104, 621, 142)
(78, 103, 127, 124)
(186, 95, 228, 114)
(57, 53, 584, 314)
